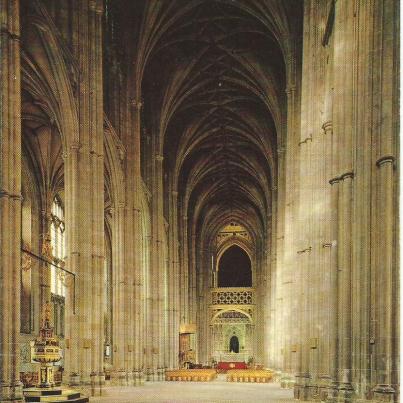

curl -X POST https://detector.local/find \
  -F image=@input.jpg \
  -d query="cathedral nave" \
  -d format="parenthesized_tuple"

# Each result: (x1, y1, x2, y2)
(0, 0, 399, 402)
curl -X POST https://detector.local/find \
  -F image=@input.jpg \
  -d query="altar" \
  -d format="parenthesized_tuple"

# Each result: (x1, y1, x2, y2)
(217, 361, 248, 371)
(218, 352, 249, 363)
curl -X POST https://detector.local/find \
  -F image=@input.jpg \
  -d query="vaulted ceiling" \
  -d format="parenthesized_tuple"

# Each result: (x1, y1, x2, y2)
(115, 0, 302, 247)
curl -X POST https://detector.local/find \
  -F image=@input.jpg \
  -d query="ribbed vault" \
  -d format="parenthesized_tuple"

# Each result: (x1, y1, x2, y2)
(131, 0, 302, 254)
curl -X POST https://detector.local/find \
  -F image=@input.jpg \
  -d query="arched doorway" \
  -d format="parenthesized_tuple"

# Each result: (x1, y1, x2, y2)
(218, 245, 252, 287)
(210, 310, 253, 363)
(229, 335, 239, 353)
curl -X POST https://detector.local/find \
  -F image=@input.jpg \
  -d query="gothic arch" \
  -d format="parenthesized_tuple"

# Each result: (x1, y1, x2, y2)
(216, 241, 253, 273)
(211, 308, 252, 324)
(21, 0, 79, 150)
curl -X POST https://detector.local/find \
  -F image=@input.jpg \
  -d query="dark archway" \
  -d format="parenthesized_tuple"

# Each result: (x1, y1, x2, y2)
(229, 335, 239, 353)
(218, 245, 252, 287)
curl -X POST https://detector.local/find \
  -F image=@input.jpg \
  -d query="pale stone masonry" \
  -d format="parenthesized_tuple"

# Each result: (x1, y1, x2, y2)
(0, 1, 399, 402)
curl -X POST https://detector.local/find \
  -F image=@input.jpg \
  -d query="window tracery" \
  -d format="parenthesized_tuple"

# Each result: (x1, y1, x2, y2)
(50, 196, 66, 337)
(50, 196, 66, 298)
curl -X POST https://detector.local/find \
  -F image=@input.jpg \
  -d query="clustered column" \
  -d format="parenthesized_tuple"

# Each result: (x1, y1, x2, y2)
(148, 153, 167, 380)
(372, 1, 398, 400)
(64, 0, 105, 395)
(0, 1, 23, 401)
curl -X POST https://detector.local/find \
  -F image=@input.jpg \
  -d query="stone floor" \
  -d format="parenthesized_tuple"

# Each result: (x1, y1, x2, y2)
(91, 379, 295, 402)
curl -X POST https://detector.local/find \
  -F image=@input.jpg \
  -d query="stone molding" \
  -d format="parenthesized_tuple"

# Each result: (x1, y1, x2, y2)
(376, 155, 395, 168)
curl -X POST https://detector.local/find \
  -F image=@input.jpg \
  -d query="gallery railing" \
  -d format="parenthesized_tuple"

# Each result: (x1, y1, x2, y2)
(211, 287, 254, 306)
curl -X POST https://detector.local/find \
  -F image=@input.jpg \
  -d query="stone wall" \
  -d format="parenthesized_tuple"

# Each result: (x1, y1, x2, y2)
(273, 0, 399, 401)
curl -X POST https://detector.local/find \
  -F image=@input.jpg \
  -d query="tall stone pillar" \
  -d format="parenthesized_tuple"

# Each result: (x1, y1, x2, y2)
(64, 0, 105, 395)
(64, 141, 80, 383)
(189, 232, 197, 338)
(280, 32, 299, 381)
(0, 1, 23, 401)
(372, 1, 398, 400)
(372, 156, 396, 401)
(168, 190, 180, 369)
(130, 98, 143, 384)
(335, 173, 354, 401)
(293, 2, 314, 392)
(318, 19, 335, 395)
(317, 118, 338, 402)
(111, 203, 127, 383)
(272, 146, 285, 372)
(180, 214, 190, 326)
(117, 92, 143, 385)
(330, 0, 355, 400)
(149, 153, 166, 379)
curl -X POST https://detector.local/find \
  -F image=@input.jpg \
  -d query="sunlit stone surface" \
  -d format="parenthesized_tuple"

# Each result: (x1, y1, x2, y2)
(92, 379, 295, 403)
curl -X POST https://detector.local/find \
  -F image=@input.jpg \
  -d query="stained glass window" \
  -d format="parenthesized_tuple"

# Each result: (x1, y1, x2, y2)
(50, 196, 66, 297)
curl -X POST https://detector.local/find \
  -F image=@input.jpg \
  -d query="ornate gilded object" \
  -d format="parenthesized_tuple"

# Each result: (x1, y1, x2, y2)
(31, 302, 62, 388)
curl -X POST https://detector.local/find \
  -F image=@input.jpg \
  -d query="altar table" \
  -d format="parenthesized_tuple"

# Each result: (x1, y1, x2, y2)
(217, 361, 248, 371)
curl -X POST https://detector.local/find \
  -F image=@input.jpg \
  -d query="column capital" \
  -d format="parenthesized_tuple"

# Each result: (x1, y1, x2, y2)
(329, 171, 354, 184)
(12, 193, 23, 201)
(130, 99, 143, 110)
(340, 171, 354, 181)
(298, 134, 312, 146)
(70, 141, 81, 151)
(285, 85, 296, 96)
(0, 189, 23, 200)
(89, 0, 104, 14)
(155, 154, 164, 162)
(376, 155, 395, 168)
(0, 27, 21, 41)
(322, 120, 333, 134)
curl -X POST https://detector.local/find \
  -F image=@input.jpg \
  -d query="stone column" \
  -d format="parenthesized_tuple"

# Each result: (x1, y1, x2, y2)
(110, 203, 126, 383)
(372, 156, 396, 401)
(293, 140, 312, 401)
(334, 172, 354, 401)
(294, 2, 314, 391)
(280, 34, 299, 381)
(168, 190, 180, 369)
(64, 141, 80, 382)
(181, 214, 190, 326)
(189, 232, 197, 337)
(273, 146, 285, 372)
(150, 153, 166, 379)
(372, 1, 398, 400)
(64, 0, 105, 395)
(331, 0, 355, 399)
(89, 1, 105, 394)
(0, 1, 23, 401)
(132, 202, 142, 385)
(317, 120, 338, 402)
(119, 93, 143, 385)
(318, 16, 335, 396)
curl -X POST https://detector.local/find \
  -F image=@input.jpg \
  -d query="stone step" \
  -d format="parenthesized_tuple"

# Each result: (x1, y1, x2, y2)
(24, 388, 88, 403)
(34, 398, 89, 403)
